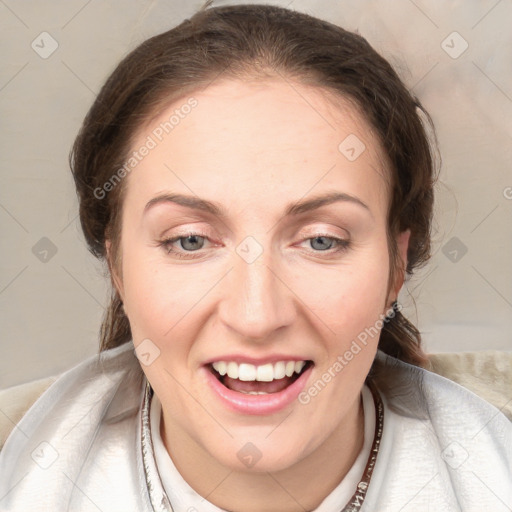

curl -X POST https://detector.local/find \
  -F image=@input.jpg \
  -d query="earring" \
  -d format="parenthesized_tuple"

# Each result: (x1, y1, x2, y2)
(384, 300, 398, 321)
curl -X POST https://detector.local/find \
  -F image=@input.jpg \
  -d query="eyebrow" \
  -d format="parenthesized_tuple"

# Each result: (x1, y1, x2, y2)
(144, 191, 372, 219)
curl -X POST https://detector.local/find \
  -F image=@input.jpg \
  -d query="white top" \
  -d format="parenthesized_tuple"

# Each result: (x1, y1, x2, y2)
(150, 385, 377, 512)
(0, 342, 511, 511)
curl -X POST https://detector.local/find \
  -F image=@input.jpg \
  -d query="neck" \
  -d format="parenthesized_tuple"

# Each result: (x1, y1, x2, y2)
(161, 394, 365, 512)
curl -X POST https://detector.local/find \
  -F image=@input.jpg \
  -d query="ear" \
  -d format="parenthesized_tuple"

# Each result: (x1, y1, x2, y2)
(392, 229, 411, 299)
(105, 239, 124, 301)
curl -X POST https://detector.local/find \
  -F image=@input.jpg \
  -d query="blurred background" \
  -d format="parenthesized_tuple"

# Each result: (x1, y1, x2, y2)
(1, 0, 511, 388)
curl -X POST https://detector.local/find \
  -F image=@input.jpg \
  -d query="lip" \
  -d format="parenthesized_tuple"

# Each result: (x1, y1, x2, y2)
(202, 363, 313, 415)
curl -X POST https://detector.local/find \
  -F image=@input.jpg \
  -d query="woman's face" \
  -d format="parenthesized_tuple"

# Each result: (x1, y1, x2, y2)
(112, 78, 409, 474)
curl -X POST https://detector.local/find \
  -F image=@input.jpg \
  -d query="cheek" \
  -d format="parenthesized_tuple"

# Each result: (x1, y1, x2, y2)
(120, 241, 188, 337)
(293, 245, 390, 336)
(120, 244, 225, 362)
(123, 265, 199, 339)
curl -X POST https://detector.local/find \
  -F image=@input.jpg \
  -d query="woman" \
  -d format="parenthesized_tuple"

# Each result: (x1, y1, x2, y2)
(0, 3, 510, 511)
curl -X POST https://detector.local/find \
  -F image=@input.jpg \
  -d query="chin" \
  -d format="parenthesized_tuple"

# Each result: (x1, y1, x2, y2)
(200, 427, 318, 474)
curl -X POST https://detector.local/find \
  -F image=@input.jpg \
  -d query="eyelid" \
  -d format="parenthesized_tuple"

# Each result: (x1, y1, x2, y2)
(297, 231, 349, 243)
(296, 224, 350, 240)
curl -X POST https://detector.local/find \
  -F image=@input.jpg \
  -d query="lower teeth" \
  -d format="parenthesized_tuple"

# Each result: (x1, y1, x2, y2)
(239, 390, 269, 395)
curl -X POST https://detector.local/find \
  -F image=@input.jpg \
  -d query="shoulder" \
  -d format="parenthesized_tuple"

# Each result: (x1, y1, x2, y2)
(372, 349, 512, 427)
(0, 342, 150, 510)
(0, 375, 58, 451)
(0, 343, 140, 450)
(365, 351, 512, 510)
(428, 350, 512, 421)
(0, 342, 141, 445)
(371, 349, 512, 438)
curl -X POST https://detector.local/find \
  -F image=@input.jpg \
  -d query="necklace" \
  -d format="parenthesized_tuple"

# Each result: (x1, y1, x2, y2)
(141, 381, 173, 512)
(141, 379, 384, 512)
(339, 380, 384, 511)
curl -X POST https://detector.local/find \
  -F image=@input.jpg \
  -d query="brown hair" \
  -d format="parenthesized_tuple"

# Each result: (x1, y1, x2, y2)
(69, 3, 438, 367)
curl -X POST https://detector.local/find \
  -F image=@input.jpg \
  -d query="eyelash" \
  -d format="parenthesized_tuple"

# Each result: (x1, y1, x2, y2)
(158, 232, 351, 260)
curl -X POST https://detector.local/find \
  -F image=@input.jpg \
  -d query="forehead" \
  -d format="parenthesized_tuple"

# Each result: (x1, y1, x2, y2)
(125, 78, 390, 218)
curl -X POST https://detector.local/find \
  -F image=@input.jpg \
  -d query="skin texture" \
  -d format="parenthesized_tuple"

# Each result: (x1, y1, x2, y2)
(107, 78, 410, 511)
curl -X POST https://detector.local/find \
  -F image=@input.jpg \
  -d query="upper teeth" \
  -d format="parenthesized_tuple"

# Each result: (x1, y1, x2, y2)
(212, 360, 307, 381)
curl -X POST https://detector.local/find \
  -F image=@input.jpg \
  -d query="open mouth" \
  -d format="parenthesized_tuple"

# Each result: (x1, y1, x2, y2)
(208, 360, 314, 395)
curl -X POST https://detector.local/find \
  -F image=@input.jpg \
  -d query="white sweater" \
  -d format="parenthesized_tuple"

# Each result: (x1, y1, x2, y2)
(0, 341, 510, 511)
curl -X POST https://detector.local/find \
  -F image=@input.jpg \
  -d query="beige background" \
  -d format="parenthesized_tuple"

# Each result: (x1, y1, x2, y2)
(1, 0, 511, 388)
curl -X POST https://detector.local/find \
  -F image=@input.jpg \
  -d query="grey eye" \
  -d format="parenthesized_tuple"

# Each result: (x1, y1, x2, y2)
(310, 236, 335, 251)
(180, 235, 205, 251)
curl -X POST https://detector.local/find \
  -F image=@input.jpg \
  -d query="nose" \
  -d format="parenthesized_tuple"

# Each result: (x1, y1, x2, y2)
(217, 251, 296, 342)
